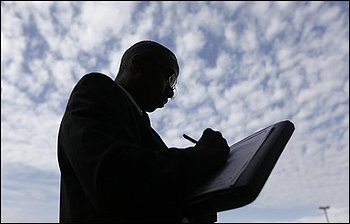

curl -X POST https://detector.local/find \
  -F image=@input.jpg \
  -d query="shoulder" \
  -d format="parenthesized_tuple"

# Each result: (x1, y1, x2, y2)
(73, 72, 122, 94)
(78, 72, 115, 86)
(65, 72, 130, 114)
(66, 72, 127, 106)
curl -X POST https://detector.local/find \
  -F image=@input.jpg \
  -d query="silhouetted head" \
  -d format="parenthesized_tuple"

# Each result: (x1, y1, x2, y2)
(115, 40, 179, 112)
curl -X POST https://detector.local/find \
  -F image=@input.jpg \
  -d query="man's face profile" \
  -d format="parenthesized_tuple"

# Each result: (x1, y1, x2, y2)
(136, 53, 179, 112)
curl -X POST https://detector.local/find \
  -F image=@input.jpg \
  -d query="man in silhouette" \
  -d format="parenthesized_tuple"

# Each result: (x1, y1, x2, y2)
(57, 40, 230, 222)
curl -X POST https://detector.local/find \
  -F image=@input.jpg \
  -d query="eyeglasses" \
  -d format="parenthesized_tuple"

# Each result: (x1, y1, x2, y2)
(168, 73, 177, 91)
(167, 72, 178, 99)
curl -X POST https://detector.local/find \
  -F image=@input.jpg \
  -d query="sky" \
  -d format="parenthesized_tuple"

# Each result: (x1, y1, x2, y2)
(1, 1, 349, 223)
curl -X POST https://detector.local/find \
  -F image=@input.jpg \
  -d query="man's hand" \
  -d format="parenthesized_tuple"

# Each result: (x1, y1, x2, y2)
(193, 128, 230, 172)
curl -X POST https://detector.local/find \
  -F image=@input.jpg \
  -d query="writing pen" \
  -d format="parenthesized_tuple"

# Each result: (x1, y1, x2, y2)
(182, 134, 198, 144)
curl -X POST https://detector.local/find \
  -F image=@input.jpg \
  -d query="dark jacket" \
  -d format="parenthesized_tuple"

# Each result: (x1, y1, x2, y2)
(57, 73, 203, 223)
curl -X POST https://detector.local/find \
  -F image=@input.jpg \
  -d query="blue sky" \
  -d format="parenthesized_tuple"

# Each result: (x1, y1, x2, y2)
(1, 1, 349, 223)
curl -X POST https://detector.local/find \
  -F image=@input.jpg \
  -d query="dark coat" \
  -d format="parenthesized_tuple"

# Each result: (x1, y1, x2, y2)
(57, 73, 202, 223)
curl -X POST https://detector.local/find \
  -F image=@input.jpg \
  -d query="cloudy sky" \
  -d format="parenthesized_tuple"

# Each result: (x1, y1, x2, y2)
(1, 1, 349, 223)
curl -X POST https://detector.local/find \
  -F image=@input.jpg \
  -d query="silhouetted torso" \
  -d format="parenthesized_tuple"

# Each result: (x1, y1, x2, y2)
(58, 73, 187, 222)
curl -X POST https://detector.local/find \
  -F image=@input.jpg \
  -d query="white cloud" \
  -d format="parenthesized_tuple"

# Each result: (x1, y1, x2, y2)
(318, 4, 342, 25)
(176, 30, 205, 56)
(75, 2, 135, 51)
(205, 51, 232, 80)
(265, 14, 286, 41)
(1, 1, 349, 223)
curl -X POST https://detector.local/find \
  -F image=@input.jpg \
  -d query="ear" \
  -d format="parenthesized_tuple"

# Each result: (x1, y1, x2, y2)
(130, 54, 144, 72)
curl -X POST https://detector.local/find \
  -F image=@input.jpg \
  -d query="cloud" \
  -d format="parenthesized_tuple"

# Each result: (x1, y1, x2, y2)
(2, 163, 59, 223)
(1, 1, 349, 222)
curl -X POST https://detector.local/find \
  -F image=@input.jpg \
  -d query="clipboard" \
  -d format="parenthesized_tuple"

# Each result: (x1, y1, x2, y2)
(183, 120, 295, 216)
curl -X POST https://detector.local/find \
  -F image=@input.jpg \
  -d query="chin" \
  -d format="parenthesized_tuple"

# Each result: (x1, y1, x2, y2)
(145, 106, 157, 113)
(145, 101, 166, 112)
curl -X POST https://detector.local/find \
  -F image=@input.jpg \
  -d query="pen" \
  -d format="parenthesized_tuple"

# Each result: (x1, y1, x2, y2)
(183, 134, 198, 144)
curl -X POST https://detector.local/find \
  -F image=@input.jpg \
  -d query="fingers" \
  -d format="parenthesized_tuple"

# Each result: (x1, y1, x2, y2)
(199, 128, 228, 146)
(203, 128, 222, 138)
(196, 128, 230, 164)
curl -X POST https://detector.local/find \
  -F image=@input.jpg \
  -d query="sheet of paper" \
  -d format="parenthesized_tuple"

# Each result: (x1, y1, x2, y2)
(188, 126, 273, 199)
